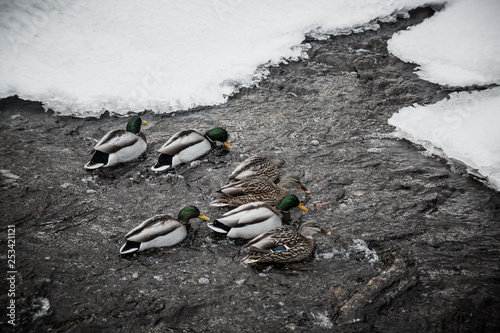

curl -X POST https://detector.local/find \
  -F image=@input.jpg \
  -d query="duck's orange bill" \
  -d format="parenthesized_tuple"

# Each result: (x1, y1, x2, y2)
(298, 203, 308, 211)
(223, 141, 231, 148)
(141, 120, 148, 125)
(300, 185, 310, 194)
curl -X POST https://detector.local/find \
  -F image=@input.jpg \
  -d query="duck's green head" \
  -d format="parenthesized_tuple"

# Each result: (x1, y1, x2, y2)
(275, 194, 308, 212)
(206, 128, 230, 147)
(177, 205, 210, 223)
(126, 116, 147, 134)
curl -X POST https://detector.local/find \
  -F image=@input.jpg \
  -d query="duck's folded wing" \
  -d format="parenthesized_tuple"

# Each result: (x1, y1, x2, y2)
(243, 225, 292, 252)
(219, 182, 249, 196)
(95, 131, 140, 153)
(124, 215, 178, 242)
(219, 177, 266, 196)
(229, 169, 257, 182)
(221, 201, 265, 215)
(158, 130, 205, 155)
(237, 206, 276, 226)
(217, 205, 273, 228)
(222, 177, 279, 196)
(245, 238, 276, 253)
(229, 156, 264, 180)
(94, 129, 123, 148)
(213, 202, 259, 227)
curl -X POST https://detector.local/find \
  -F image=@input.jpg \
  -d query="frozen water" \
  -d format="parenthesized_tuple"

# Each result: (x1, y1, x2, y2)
(0, 0, 438, 117)
(311, 311, 334, 329)
(389, 87, 500, 191)
(388, 0, 500, 191)
(388, 0, 500, 86)
(351, 239, 379, 264)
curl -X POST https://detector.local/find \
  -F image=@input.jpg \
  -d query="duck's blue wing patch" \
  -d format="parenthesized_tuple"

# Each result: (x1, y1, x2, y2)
(271, 245, 288, 252)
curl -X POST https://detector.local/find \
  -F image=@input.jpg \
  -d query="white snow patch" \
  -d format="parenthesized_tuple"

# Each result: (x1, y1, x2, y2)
(32, 297, 50, 320)
(317, 248, 345, 260)
(388, 0, 500, 191)
(351, 239, 379, 264)
(0, 0, 441, 117)
(388, 0, 500, 87)
(389, 87, 500, 191)
(311, 311, 334, 329)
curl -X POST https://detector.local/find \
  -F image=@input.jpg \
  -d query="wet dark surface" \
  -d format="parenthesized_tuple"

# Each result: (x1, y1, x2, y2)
(1, 7, 500, 332)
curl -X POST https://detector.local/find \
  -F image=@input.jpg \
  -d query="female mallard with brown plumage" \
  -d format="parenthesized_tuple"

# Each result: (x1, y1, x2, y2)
(241, 221, 331, 264)
(119, 205, 210, 254)
(210, 174, 310, 207)
(228, 155, 285, 183)
(207, 194, 308, 239)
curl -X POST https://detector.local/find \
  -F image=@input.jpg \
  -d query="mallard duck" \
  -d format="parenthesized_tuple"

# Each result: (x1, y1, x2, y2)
(151, 128, 230, 172)
(207, 194, 308, 239)
(84, 115, 148, 170)
(228, 155, 285, 183)
(210, 174, 310, 207)
(241, 221, 331, 264)
(119, 205, 210, 254)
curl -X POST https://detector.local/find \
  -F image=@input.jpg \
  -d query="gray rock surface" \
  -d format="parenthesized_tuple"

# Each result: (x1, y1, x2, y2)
(1, 7, 499, 332)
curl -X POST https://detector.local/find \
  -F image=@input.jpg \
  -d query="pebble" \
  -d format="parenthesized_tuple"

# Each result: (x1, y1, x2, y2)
(1, 169, 20, 179)
(198, 277, 210, 284)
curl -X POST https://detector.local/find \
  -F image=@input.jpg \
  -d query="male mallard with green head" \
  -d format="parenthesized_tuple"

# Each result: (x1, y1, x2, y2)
(84, 115, 147, 170)
(241, 221, 331, 264)
(119, 205, 210, 254)
(207, 194, 308, 239)
(151, 127, 229, 172)
(210, 174, 310, 207)
(228, 155, 285, 183)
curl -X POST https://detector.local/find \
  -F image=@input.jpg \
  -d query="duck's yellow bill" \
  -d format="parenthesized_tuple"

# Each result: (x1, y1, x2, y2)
(198, 213, 210, 221)
(141, 120, 148, 125)
(223, 141, 231, 148)
(298, 203, 308, 211)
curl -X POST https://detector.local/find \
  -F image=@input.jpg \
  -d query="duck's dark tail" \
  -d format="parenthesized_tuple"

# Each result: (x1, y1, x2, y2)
(119, 241, 141, 254)
(151, 154, 174, 172)
(84, 151, 109, 170)
(207, 220, 231, 234)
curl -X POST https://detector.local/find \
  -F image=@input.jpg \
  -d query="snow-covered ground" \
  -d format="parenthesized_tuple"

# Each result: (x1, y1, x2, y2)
(388, 0, 500, 190)
(389, 87, 500, 190)
(0, 0, 438, 117)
